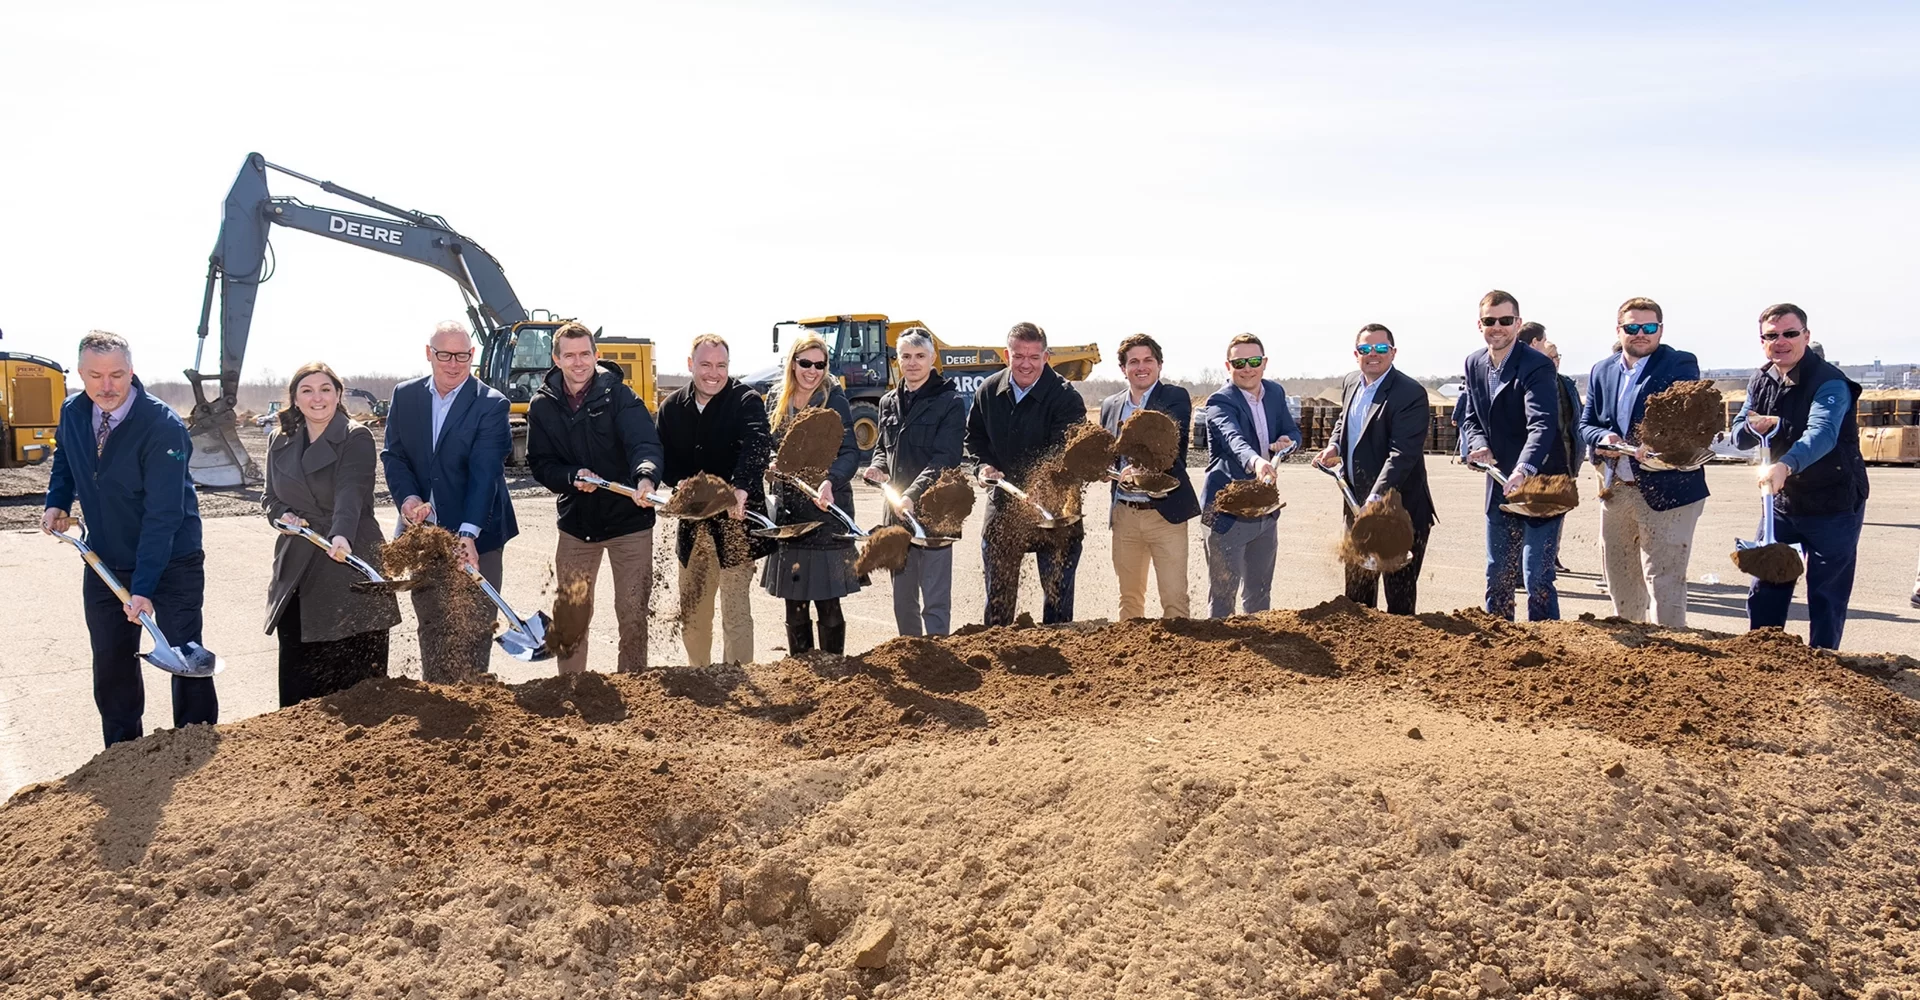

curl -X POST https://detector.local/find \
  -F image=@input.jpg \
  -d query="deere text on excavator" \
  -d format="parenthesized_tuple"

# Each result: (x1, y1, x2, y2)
(183, 153, 654, 487)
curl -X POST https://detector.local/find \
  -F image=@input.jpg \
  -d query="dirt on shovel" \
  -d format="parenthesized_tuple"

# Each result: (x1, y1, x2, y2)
(1213, 479, 1280, 519)
(1732, 543, 1805, 585)
(1118, 469, 1178, 495)
(1637, 379, 1724, 459)
(662, 473, 738, 519)
(1115, 409, 1180, 471)
(1341, 489, 1415, 572)
(855, 525, 913, 576)
(1508, 474, 1579, 510)
(774, 406, 844, 483)
(915, 468, 976, 537)
(1056, 423, 1117, 484)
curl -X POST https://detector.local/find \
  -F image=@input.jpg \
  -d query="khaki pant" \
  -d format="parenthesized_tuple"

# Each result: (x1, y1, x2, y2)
(1112, 502, 1190, 619)
(1600, 485, 1704, 627)
(554, 528, 652, 675)
(681, 559, 755, 667)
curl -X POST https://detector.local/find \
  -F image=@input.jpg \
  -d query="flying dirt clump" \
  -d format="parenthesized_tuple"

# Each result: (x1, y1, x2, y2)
(774, 406, 844, 484)
(914, 468, 975, 537)
(379, 524, 493, 680)
(1507, 473, 1579, 510)
(1341, 489, 1415, 571)
(854, 525, 912, 576)
(547, 571, 594, 662)
(1055, 422, 1117, 484)
(1213, 478, 1281, 519)
(661, 473, 737, 519)
(1733, 542, 1806, 585)
(1114, 408, 1180, 471)
(1637, 379, 1724, 459)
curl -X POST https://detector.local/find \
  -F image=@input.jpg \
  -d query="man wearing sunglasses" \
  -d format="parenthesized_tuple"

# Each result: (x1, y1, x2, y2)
(1202, 334, 1300, 617)
(1730, 303, 1869, 649)
(1457, 289, 1569, 621)
(381, 320, 519, 679)
(1577, 298, 1709, 627)
(1312, 324, 1435, 614)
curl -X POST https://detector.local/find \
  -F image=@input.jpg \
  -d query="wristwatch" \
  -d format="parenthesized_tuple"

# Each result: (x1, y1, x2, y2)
(458, 528, 478, 540)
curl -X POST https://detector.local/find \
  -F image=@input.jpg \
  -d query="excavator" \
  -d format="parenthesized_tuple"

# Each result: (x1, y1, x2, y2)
(184, 153, 653, 486)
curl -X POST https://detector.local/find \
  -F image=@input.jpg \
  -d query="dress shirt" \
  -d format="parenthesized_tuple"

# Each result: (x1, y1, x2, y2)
(1612, 353, 1645, 482)
(1238, 385, 1270, 467)
(1011, 376, 1036, 405)
(424, 376, 481, 538)
(1344, 368, 1389, 469)
(94, 389, 137, 443)
(1115, 381, 1159, 503)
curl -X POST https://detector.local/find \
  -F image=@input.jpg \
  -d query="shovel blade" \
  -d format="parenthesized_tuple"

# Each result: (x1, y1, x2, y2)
(144, 641, 223, 678)
(495, 611, 554, 662)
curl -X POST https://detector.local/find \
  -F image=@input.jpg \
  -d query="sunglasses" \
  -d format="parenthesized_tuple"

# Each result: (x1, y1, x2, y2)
(1355, 344, 1392, 356)
(793, 357, 829, 370)
(1479, 316, 1518, 328)
(1759, 329, 1805, 343)
(1227, 356, 1265, 370)
(1619, 323, 1661, 336)
(432, 350, 473, 363)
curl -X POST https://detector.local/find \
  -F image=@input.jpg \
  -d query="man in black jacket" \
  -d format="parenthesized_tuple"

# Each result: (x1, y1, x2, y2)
(656, 334, 773, 666)
(965, 322, 1088, 626)
(863, 329, 967, 635)
(527, 322, 665, 674)
(1313, 324, 1437, 615)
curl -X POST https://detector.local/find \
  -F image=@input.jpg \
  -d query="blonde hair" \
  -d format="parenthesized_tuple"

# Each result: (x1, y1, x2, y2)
(771, 333, 832, 431)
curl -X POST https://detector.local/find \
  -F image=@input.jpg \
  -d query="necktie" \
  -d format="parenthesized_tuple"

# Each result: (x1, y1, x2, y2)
(96, 412, 113, 458)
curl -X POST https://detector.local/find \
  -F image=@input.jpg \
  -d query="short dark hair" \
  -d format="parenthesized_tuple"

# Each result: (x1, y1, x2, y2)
(1516, 322, 1546, 346)
(1480, 289, 1520, 313)
(1617, 297, 1663, 324)
(1007, 322, 1047, 348)
(1227, 333, 1264, 356)
(1356, 323, 1395, 346)
(552, 320, 594, 351)
(1758, 302, 1808, 328)
(1115, 333, 1162, 367)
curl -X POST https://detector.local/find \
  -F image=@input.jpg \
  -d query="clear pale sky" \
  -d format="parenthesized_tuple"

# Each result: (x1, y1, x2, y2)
(3, 1, 1914, 386)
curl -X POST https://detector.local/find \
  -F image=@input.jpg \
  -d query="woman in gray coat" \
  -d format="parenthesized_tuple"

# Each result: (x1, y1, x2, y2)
(762, 334, 862, 654)
(264, 362, 402, 706)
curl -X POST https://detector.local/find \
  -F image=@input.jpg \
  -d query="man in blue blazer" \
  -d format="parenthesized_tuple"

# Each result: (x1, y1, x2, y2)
(381, 321, 519, 680)
(1099, 334, 1200, 619)
(1202, 334, 1301, 618)
(1457, 290, 1569, 621)
(42, 332, 218, 746)
(1579, 297, 1710, 627)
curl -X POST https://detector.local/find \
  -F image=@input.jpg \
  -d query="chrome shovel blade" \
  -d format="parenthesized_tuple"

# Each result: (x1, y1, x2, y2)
(495, 610, 554, 663)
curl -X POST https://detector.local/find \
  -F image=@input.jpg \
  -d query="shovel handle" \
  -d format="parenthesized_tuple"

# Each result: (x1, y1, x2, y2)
(575, 472, 642, 499)
(462, 563, 529, 630)
(79, 547, 136, 605)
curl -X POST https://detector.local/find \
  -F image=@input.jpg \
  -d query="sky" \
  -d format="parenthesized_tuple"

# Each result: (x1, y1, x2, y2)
(2, 1, 1915, 388)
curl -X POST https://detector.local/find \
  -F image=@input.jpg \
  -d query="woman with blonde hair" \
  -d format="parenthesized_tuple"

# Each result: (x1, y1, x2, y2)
(764, 334, 862, 654)
(262, 362, 401, 705)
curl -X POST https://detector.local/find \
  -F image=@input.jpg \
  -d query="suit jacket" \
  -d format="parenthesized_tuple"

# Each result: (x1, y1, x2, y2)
(871, 371, 967, 529)
(1579, 344, 1710, 511)
(380, 375, 518, 553)
(657, 377, 773, 566)
(1325, 367, 1436, 530)
(1202, 378, 1302, 532)
(767, 383, 860, 550)
(264, 411, 402, 642)
(1099, 383, 1200, 524)
(1457, 343, 1566, 514)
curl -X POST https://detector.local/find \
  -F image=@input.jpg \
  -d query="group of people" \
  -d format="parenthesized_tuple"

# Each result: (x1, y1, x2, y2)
(39, 291, 1880, 747)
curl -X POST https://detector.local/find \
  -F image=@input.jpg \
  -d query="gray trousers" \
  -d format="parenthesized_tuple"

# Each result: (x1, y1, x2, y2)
(891, 543, 954, 636)
(1205, 515, 1278, 617)
(411, 547, 503, 683)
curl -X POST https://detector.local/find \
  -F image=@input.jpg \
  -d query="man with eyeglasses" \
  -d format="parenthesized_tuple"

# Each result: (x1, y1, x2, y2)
(1457, 289, 1569, 621)
(1201, 334, 1301, 617)
(381, 320, 519, 680)
(1730, 303, 1869, 649)
(1312, 324, 1435, 614)
(1577, 297, 1709, 627)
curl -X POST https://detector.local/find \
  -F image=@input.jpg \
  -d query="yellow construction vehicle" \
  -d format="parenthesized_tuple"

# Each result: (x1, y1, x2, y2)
(762, 314, 1099, 460)
(594, 335, 658, 410)
(1, 351, 66, 468)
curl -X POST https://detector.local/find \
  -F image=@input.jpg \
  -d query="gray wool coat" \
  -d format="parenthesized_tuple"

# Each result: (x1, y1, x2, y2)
(263, 412, 402, 642)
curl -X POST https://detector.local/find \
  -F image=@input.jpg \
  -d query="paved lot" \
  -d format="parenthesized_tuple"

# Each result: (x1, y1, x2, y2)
(3, 462, 1916, 796)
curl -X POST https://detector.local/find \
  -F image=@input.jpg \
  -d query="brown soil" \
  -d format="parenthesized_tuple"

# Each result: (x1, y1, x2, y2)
(1114, 409, 1179, 471)
(1733, 542, 1806, 585)
(914, 469, 975, 538)
(774, 407, 844, 484)
(661, 473, 736, 519)
(4, 602, 1918, 999)
(548, 572, 594, 662)
(1638, 379, 1724, 458)
(1213, 478, 1280, 518)
(1342, 489, 1415, 571)
(383, 524, 497, 680)
(378, 523, 461, 579)
(1507, 473, 1579, 509)
(1054, 423, 1116, 484)
(1117, 469, 1177, 495)
(854, 526, 912, 576)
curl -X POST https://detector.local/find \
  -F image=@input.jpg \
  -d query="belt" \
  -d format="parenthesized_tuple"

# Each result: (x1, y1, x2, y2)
(1117, 499, 1158, 510)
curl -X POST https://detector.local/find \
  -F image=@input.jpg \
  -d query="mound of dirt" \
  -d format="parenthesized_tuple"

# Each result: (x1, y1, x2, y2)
(1507, 473, 1579, 509)
(1114, 408, 1179, 471)
(1639, 379, 1724, 459)
(774, 407, 844, 484)
(854, 526, 912, 576)
(1054, 423, 1116, 484)
(1733, 542, 1806, 585)
(914, 469, 975, 538)
(661, 473, 736, 519)
(1342, 489, 1415, 571)
(1213, 478, 1280, 518)
(5, 603, 1917, 999)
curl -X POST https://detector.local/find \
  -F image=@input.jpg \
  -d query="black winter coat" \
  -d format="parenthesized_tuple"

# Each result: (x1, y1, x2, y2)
(526, 361, 664, 542)
(767, 383, 859, 550)
(657, 378, 774, 566)
(871, 372, 967, 529)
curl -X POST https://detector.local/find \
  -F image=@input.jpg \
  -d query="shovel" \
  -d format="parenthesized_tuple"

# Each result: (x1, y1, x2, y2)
(574, 472, 681, 511)
(867, 480, 958, 549)
(271, 517, 415, 594)
(772, 472, 871, 539)
(1596, 441, 1712, 473)
(1734, 429, 1805, 579)
(1315, 462, 1405, 574)
(49, 522, 223, 678)
(1103, 464, 1176, 499)
(741, 508, 822, 541)
(463, 564, 553, 662)
(1471, 460, 1576, 519)
(980, 475, 1081, 529)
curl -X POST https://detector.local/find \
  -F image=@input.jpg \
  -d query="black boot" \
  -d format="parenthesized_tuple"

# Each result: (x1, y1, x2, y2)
(816, 600, 847, 655)
(785, 600, 815, 656)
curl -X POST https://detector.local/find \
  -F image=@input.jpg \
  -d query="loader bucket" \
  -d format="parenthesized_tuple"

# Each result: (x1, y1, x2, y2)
(186, 406, 259, 487)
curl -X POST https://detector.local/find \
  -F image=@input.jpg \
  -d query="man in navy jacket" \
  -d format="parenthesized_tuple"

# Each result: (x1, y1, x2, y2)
(381, 321, 519, 680)
(1457, 290, 1569, 621)
(1202, 334, 1301, 617)
(1099, 334, 1200, 619)
(1579, 297, 1710, 627)
(42, 332, 218, 746)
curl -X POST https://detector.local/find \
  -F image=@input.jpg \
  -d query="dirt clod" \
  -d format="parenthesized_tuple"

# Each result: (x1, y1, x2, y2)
(774, 407, 844, 484)
(1115, 408, 1180, 471)
(1342, 489, 1415, 571)
(661, 472, 736, 519)
(1056, 422, 1117, 484)
(1213, 479, 1281, 518)
(1638, 379, 1724, 459)
(855, 525, 912, 576)
(1733, 542, 1806, 584)
(1506, 473, 1579, 509)
(1117, 469, 1178, 495)
(915, 468, 976, 537)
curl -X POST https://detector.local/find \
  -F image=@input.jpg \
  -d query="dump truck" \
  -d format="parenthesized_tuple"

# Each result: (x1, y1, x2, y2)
(0, 350, 66, 467)
(756, 314, 1100, 462)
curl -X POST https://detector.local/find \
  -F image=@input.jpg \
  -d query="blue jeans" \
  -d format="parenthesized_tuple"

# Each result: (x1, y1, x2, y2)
(1205, 514, 1279, 617)
(1748, 508, 1863, 650)
(1485, 510, 1564, 621)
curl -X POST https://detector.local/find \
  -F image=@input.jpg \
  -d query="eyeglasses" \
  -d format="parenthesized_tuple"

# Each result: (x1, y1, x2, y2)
(793, 357, 829, 370)
(1619, 323, 1662, 335)
(1354, 344, 1393, 356)
(1227, 356, 1265, 370)
(1759, 329, 1805, 343)
(1479, 316, 1518, 328)
(432, 350, 473, 363)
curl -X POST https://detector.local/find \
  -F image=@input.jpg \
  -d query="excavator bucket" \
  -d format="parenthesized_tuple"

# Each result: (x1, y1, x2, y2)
(186, 405, 259, 488)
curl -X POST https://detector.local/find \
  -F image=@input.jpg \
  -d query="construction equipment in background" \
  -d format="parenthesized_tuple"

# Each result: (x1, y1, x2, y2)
(594, 336, 658, 410)
(1, 350, 67, 468)
(343, 388, 389, 425)
(183, 152, 655, 486)
(760, 314, 1100, 462)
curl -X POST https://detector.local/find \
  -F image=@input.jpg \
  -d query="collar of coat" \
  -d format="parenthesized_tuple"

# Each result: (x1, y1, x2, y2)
(539, 360, 625, 405)
(994, 364, 1064, 398)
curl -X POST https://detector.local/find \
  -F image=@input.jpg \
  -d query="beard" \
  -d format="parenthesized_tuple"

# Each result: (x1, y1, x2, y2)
(1624, 339, 1658, 359)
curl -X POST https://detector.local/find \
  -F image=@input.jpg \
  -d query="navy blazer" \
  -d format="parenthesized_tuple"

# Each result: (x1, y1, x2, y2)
(1099, 383, 1200, 524)
(380, 375, 519, 553)
(1457, 343, 1567, 514)
(1202, 378, 1302, 532)
(1326, 367, 1436, 530)
(1579, 344, 1710, 511)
